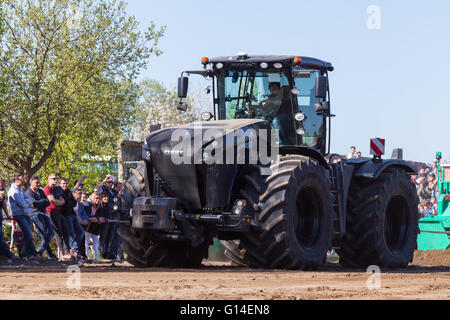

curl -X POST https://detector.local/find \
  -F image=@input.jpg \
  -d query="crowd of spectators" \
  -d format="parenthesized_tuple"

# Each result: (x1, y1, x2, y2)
(0, 173, 124, 264)
(411, 163, 439, 218)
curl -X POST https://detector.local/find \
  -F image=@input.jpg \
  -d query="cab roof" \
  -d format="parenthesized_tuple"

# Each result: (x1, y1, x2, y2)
(209, 54, 334, 71)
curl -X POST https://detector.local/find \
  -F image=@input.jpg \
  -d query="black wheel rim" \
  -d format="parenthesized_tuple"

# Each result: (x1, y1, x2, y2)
(295, 186, 323, 250)
(385, 195, 409, 254)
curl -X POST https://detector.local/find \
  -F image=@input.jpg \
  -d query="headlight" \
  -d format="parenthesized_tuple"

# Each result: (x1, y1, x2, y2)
(113, 205, 119, 211)
(295, 113, 305, 121)
(232, 199, 247, 215)
(296, 128, 305, 135)
(273, 63, 283, 69)
(260, 62, 268, 69)
(113, 197, 119, 203)
(215, 63, 224, 69)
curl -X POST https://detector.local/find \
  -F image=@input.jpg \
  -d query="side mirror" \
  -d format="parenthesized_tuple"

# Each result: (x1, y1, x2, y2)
(178, 76, 189, 98)
(177, 101, 188, 112)
(315, 76, 328, 99)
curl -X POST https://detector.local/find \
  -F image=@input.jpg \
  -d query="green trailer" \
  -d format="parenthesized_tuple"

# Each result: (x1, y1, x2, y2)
(417, 153, 450, 250)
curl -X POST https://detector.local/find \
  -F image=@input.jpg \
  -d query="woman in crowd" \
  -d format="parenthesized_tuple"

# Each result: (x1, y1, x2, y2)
(84, 192, 106, 263)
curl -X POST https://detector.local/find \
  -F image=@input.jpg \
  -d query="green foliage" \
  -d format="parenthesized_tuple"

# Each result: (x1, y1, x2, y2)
(132, 79, 197, 141)
(0, 0, 165, 187)
(0, 0, 5, 111)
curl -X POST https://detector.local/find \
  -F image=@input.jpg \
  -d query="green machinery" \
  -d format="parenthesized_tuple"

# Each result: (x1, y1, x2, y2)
(417, 152, 450, 250)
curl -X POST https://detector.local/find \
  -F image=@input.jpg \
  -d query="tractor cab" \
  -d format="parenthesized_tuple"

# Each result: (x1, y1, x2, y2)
(178, 54, 334, 155)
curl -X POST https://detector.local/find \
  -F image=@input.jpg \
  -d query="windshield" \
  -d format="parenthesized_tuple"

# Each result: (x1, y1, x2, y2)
(218, 70, 291, 120)
(216, 68, 325, 149)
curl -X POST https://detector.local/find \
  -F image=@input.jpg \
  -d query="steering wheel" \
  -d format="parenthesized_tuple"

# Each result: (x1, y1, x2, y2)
(235, 108, 249, 118)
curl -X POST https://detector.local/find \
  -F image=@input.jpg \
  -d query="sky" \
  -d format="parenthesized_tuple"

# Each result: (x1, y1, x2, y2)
(124, 0, 450, 164)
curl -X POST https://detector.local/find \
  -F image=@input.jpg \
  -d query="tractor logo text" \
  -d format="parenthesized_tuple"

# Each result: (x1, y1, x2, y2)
(169, 126, 279, 166)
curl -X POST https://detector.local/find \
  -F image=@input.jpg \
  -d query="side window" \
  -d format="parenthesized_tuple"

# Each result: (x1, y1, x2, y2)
(293, 71, 323, 147)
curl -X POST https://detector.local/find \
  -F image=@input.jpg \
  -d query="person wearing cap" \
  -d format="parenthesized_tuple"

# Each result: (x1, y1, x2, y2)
(26, 176, 57, 260)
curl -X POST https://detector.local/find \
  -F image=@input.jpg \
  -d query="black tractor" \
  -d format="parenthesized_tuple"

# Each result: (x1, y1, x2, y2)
(118, 53, 419, 269)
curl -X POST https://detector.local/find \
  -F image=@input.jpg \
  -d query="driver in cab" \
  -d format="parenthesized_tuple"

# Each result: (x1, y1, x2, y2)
(250, 73, 293, 145)
(252, 74, 283, 120)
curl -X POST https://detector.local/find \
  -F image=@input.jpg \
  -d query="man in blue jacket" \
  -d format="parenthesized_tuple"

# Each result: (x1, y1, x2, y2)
(26, 176, 57, 260)
(8, 173, 40, 262)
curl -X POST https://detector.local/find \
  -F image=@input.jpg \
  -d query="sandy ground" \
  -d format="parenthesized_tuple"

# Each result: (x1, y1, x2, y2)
(0, 250, 449, 300)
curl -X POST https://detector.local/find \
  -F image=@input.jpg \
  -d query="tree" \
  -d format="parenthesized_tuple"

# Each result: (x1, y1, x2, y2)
(0, 0, 5, 110)
(132, 79, 197, 142)
(0, 0, 165, 184)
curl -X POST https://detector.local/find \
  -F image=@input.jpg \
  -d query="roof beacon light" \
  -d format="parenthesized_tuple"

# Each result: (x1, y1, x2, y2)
(294, 56, 302, 63)
(201, 57, 210, 64)
(237, 52, 248, 60)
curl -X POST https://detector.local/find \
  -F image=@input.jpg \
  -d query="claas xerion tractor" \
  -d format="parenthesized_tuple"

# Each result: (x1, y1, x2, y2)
(117, 53, 420, 269)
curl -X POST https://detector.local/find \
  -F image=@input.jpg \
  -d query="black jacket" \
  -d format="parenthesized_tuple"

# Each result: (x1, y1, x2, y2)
(26, 187, 50, 215)
(56, 187, 77, 217)
(101, 186, 118, 219)
(85, 205, 105, 236)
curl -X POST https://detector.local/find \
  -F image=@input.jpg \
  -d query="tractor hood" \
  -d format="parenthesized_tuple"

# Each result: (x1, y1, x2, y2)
(145, 119, 271, 209)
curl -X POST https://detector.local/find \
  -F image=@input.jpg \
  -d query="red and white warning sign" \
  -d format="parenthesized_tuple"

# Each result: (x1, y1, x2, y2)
(370, 138, 385, 156)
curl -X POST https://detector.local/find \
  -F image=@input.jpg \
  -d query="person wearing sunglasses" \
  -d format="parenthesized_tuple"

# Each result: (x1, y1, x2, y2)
(43, 174, 73, 261)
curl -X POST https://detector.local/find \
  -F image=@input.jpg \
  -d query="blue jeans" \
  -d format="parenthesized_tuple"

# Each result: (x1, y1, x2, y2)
(109, 224, 122, 258)
(65, 215, 84, 251)
(14, 215, 38, 258)
(0, 215, 13, 258)
(99, 222, 115, 258)
(31, 213, 55, 257)
(272, 113, 295, 145)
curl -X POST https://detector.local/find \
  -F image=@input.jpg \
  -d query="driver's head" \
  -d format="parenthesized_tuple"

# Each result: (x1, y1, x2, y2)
(268, 82, 281, 94)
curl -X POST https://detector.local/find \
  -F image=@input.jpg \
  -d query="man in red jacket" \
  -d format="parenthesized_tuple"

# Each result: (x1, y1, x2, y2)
(43, 173, 72, 260)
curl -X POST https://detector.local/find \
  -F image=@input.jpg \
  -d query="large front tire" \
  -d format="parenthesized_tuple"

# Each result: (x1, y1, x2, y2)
(338, 167, 420, 268)
(239, 155, 333, 269)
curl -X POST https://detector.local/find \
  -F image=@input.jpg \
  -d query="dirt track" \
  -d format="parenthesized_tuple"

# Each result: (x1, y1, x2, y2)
(0, 250, 449, 300)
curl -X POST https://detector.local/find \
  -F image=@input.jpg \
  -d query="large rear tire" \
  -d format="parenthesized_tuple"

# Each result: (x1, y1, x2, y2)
(337, 167, 420, 268)
(119, 161, 210, 268)
(239, 155, 333, 269)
